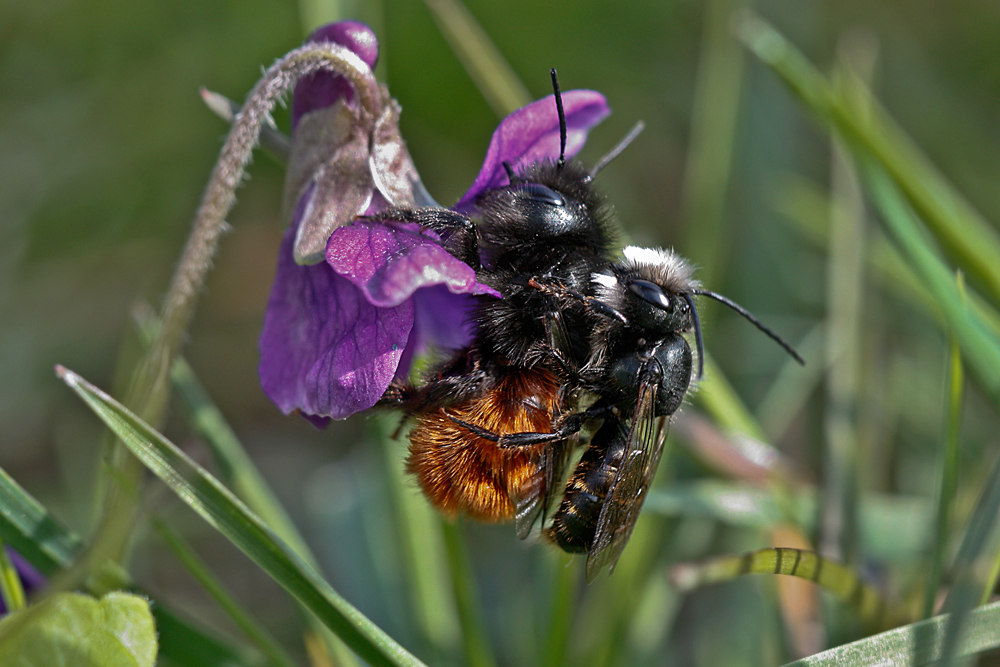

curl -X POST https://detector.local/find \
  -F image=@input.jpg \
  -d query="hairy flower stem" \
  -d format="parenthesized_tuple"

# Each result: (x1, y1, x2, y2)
(95, 43, 383, 569)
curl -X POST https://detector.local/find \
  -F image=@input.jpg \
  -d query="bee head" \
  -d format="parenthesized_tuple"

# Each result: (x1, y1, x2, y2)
(594, 246, 700, 336)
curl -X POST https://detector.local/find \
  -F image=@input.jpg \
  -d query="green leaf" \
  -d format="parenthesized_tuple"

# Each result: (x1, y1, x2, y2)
(0, 591, 157, 667)
(779, 600, 1000, 667)
(56, 365, 426, 667)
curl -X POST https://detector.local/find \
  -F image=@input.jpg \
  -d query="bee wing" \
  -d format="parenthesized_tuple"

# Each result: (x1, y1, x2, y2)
(585, 375, 668, 582)
(545, 308, 574, 362)
(513, 437, 574, 539)
(513, 492, 542, 539)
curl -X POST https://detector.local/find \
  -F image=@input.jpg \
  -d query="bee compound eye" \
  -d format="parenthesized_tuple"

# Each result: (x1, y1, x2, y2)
(628, 280, 672, 311)
(517, 183, 565, 207)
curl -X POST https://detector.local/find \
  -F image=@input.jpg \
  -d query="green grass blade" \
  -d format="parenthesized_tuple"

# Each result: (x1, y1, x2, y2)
(819, 135, 866, 565)
(422, 0, 531, 117)
(171, 361, 360, 667)
(670, 548, 890, 628)
(542, 552, 576, 667)
(169, 356, 314, 568)
(860, 160, 1000, 404)
(440, 521, 497, 667)
(0, 467, 83, 576)
(779, 600, 1000, 666)
(735, 11, 1000, 310)
(694, 354, 767, 441)
(154, 519, 300, 667)
(680, 0, 746, 287)
(56, 365, 426, 667)
(925, 308, 965, 619)
(937, 454, 1000, 667)
(137, 311, 359, 667)
(375, 416, 460, 659)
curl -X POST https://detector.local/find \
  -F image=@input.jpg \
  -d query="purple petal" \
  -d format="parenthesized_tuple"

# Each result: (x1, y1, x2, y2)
(326, 221, 500, 307)
(260, 222, 413, 420)
(454, 90, 610, 210)
(393, 286, 480, 381)
(411, 286, 479, 351)
(292, 21, 380, 130)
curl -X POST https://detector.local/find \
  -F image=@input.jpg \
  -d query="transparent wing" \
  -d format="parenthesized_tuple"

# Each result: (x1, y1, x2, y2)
(585, 371, 668, 582)
(512, 437, 573, 539)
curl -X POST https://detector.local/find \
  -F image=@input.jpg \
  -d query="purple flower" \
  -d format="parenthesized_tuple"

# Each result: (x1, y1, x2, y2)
(260, 21, 610, 422)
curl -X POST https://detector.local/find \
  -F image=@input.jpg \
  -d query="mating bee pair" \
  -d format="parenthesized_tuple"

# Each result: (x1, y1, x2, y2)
(377, 71, 801, 580)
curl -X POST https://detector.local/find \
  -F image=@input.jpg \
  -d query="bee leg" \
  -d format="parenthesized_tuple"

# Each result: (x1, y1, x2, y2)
(367, 207, 480, 269)
(528, 278, 627, 324)
(377, 379, 412, 406)
(504, 403, 615, 446)
(379, 355, 491, 412)
(443, 413, 501, 442)
(446, 404, 613, 448)
(441, 411, 562, 447)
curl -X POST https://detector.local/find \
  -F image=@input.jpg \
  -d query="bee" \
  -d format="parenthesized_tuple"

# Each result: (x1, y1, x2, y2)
(377, 72, 802, 576)
(377, 151, 615, 537)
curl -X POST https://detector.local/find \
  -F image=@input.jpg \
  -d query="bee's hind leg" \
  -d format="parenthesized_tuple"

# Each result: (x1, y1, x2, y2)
(445, 404, 613, 448)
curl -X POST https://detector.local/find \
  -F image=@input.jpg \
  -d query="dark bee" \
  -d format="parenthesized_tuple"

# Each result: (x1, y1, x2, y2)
(543, 247, 701, 578)
(377, 153, 615, 536)
(378, 72, 802, 576)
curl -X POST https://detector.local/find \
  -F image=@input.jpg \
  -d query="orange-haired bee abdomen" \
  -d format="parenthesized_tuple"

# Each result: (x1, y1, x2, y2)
(407, 368, 562, 522)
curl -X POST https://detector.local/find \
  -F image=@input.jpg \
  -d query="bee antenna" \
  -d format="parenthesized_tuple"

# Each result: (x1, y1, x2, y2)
(682, 293, 705, 379)
(691, 289, 805, 365)
(502, 161, 520, 185)
(588, 121, 645, 181)
(550, 68, 567, 170)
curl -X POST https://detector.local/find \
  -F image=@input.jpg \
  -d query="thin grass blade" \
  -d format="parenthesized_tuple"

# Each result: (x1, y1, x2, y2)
(154, 519, 299, 667)
(680, 0, 746, 287)
(937, 454, 1000, 666)
(860, 160, 1000, 404)
(0, 465, 264, 667)
(56, 365, 426, 667)
(422, 0, 531, 117)
(375, 416, 460, 658)
(925, 308, 964, 619)
(0, 540, 25, 613)
(735, 11, 1000, 310)
(440, 520, 497, 667)
(670, 548, 893, 629)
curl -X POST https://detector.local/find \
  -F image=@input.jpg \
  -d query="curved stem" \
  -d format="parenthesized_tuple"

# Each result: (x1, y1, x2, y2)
(143, 42, 380, 423)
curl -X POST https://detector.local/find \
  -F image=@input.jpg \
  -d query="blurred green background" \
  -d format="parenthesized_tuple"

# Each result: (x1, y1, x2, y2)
(3, 0, 1000, 665)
